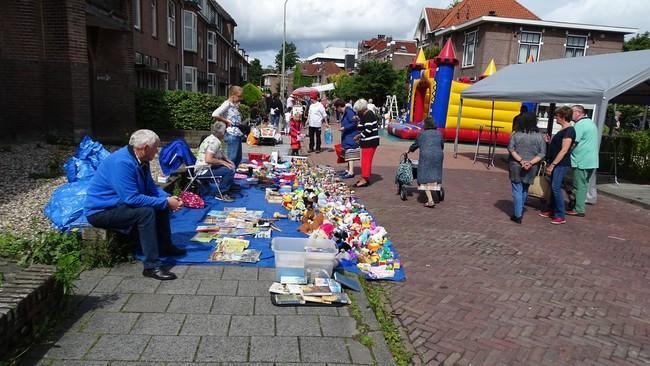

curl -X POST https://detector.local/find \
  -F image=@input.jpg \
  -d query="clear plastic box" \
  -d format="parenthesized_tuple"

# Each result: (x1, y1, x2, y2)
(271, 237, 337, 271)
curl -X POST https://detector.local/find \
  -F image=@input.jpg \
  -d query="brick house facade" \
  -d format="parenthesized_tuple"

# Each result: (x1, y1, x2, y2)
(357, 35, 417, 70)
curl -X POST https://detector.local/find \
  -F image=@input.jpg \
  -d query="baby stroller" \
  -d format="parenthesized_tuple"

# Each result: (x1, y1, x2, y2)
(395, 153, 444, 202)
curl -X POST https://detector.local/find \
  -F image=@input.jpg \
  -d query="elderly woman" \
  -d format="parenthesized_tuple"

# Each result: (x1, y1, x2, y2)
(196, 121, 236, 202)
(408, 117, 444, 208)
(353, 98, 379, 187)
(508, 115, 546, 224)
(334, 98, 359, 179)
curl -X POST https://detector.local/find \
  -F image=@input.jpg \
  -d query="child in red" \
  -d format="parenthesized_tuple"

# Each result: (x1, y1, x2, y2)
(289, 109, 303, 156)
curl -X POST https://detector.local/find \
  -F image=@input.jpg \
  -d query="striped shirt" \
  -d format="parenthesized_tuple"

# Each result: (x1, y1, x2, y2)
(358, 110, 379, 148)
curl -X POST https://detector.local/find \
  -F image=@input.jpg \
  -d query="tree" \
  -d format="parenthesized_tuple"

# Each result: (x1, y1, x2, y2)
(241, 83, 263, 107)
(447, 0, 461, 9)
(423, 44, 441, 60)
(329, 72, 357, 102)
(354, 61, 399, 106)
(624, 32, 650, 51)
(248, 58, 263, 86)
(275, 42, 299, 73)
(292, 64, 313, 89)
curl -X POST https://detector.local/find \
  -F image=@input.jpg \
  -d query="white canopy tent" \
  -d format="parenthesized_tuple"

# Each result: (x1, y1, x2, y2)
(458, 49, 650, 202)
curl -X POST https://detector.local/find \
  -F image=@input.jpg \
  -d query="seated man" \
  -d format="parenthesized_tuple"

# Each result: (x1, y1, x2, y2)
(196, 121, 237, 202)
(84, 129, 186, 281)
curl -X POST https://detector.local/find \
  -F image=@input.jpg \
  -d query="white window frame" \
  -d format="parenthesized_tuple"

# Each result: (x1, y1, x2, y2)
(183, 10, 197, 52)
(207, 73, 216, 95)
(462, 30, 477, 68)
(151, 0, 157, 37)
(134, 0, 142, 30)
(565, 34, 588, 58)
(184, 66, 197, 92)
(167, 0, 176, 46)
(207, 31, 216, 62)
(518, 30, 542, 63)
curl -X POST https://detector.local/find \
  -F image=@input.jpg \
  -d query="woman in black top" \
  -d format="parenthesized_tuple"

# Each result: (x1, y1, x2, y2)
(353, 98, 379, 187)
(539, 106, 576, 224)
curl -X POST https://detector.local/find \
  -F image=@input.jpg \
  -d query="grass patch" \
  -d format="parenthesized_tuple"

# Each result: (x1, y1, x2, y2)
(348, 292, 374, 348)
(360, 276, 412, 366)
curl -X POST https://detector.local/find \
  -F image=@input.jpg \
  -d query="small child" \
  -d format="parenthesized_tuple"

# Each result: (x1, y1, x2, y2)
(289, 109, 303, 156)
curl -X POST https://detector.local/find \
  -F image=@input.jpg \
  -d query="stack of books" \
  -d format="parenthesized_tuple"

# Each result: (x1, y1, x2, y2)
(269, 272, 350, 305)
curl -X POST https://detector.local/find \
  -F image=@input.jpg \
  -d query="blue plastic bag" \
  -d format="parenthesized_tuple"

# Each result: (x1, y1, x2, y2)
(324, 128, 333, 146)
(44, 181, 90, 231)
(63, 136, 110, 182)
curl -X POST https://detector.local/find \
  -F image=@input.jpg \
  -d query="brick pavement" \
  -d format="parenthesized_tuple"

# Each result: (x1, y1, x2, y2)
(309, 129, 650, 366)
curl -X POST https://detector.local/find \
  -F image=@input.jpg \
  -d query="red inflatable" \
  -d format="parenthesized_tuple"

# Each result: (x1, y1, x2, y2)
(387, 122, 422, 140)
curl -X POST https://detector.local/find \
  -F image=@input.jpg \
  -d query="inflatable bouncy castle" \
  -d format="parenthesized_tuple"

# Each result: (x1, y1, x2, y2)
(387, 39, 522, 145)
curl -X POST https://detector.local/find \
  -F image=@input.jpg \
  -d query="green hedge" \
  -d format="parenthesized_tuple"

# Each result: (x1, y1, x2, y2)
(135, 89, 250, 131)
(600, 130, 650, 183)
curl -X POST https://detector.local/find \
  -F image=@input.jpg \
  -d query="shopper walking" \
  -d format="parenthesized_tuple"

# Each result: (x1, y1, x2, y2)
(353, 99, 379, 187)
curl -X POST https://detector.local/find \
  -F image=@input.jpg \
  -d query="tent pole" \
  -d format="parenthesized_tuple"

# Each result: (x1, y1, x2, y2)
(545, 103, 556, 137)
(489, 99, 495, 166)
(454, 98, 463, 158)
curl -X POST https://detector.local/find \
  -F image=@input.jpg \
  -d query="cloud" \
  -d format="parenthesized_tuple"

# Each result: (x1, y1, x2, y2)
(541, 0, 647, 31)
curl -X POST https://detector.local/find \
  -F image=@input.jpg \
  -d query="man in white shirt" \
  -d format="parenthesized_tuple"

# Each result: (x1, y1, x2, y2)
(306, 94, 329, 153)
(196, 121, 236, 202)
(367, 98, 378, 116)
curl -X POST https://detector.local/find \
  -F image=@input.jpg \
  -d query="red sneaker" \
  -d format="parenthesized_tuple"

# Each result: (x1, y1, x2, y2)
(538, 211, 553, 218)
(550, 217, 566, 225)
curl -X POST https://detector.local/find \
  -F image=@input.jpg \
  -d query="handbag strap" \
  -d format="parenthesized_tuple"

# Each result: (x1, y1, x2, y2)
(537, 161, 547, 176)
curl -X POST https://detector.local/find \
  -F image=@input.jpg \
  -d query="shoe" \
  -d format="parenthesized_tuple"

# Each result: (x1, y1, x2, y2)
(566, 210, 585, 217)
(308, 149, 314, 153)
(424, 201, 435, 208)
(550, 217, 567, 225)
(341, 173, 355, 179)
(161, 245, 187, 257)
(538, 211, 553, 218)
(316, 149, 322, 153)
(216, 194, 235, 203)
(510, 215, 522, 224)
(142, 267, 177, 281)
(353, 180, 369, 188)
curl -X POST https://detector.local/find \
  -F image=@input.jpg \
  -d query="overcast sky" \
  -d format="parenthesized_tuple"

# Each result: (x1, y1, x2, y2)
(218, 0, 649, 68)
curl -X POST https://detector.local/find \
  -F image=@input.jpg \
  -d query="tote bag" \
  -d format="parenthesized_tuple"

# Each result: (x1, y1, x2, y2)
(528, 161, 551, 201)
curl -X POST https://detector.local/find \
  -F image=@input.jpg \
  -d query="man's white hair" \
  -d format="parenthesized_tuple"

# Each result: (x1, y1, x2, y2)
(211, 121, 227, 136)
(368, 98, 373, 103)
(129, 129, 160, 148)
(353, 99, 368, 113)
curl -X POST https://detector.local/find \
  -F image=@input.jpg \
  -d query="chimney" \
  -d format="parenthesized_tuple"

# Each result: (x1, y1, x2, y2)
(378, 34, 385, 39)
(488, 10, 496, 16)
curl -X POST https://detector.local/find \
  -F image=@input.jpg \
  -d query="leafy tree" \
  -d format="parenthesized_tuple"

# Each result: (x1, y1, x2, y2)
(393, 69, 409, 107)
(423, 44, 441, 60)
(624, 32, 650, 51)
(354, 61, 399, 106)
(275, 42, 299, 73)
(329, 72, 357, 102)
(447, 0, 461, 9)
(241, 83, 263, 107)
(248, 58, 263, 86)
(292, 64, 313, 89)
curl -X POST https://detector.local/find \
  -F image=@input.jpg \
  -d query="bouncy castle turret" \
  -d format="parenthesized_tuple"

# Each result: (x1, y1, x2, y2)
(405, 49, 427, 123)
(479, 59, 497, 80)
(431, 38, 458, 129)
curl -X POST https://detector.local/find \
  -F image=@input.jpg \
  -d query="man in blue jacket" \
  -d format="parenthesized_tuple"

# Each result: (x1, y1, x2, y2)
(84, 129, 185, 280)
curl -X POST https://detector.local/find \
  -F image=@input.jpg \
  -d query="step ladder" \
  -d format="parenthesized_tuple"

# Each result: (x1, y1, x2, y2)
(385, 95, 399, 122)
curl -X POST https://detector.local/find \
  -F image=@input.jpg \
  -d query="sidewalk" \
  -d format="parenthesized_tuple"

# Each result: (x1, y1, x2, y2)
(24, 263, 393, 365)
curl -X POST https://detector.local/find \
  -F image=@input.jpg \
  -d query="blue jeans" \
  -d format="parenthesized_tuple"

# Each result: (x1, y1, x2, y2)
(511, 181, 530, 218)
(207, 165, 235, 192)
(225, 132, 243, 168)
(548, 165, 569, 218)
(271, 114, 280, 128)
(87, 205, 171, 269)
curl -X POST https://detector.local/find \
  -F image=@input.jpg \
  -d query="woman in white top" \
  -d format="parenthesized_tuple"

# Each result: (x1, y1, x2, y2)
(212, 85, 243, 168)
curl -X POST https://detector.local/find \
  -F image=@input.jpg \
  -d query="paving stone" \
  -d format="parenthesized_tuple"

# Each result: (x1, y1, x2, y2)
(49, 361, 108, 366)
(31, 332, 100, 360)
(92, 276, 123, 293)
(276, 315, 322, 336)
(195, 336, 250, 362)
(109, 362, 162, 366)
(179, 314, 230, 336)
(254, 296, 297, 315)
(79, 293, 130, 313)
(220, 363, 272, 366)
(275, 364, 325, 366)
(197, 279, 239, 295)
(229, 315, 275, 336)
(319, 316, 358, 337)
(73, 276, 102, 295)
(140, 335, 200, 362)
(182, 265, 224, 279)
(347, 339, 374, 365)
(369, 331, 393, 366)
(79, 312, 140, 334)
(237, 280, 274, 296)
(257, 267, 277, 281)
(152, 278, 199, 295)
(249, 336, 300, 363)
(130, 313, 186, 335)
(221, 265, 258, 280)
(296, 306, 340, 316)
(167, 265, 189, 277)
(121, 293, 172, 313)
(167, 294, 214, 313)
(300, 337, 351, 363)
(211, 296, 255, 315)
(108, 262, 144, 276)
(116, 277, 160, 294)
(85, 334, 150, 361)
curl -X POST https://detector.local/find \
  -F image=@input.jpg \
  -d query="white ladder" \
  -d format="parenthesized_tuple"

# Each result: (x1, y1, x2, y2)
(385, 95, 399, 121)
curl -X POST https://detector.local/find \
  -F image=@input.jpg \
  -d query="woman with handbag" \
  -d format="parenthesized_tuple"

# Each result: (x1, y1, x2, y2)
(408, 117, 444, 208)
(539, 106, 576, 224)
(334, 99, 359, 179)
(353, 99, 380, 188)
(507, 114, 546, 224)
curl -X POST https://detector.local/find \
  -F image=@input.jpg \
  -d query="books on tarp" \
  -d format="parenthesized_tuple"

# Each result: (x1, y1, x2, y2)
(274, 294, 305, 305)
(191, 232, 217, 243)
(300, 285, 333, 297)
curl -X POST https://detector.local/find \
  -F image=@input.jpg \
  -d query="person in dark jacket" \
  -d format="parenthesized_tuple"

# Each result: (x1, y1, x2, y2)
(269, 94, 284, 130)
(353, 99, 379, 187)
(408, 117, 444, 208)
(512, 105, 537, 133)
(334, 99, 359, 179)
(84, 129, 186, 281)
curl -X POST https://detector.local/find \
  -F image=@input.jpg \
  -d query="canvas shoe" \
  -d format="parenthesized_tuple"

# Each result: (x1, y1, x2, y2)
(550, 217, 566, 225)
(566, 210, 585, 217)
(538, 211, 553, 218)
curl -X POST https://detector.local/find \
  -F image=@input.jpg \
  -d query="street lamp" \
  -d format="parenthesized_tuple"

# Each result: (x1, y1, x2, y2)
(280, 0, 288, 101)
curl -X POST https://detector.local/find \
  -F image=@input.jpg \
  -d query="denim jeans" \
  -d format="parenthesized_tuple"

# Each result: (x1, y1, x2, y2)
(511, 181, 530, 218)
(225, 132, 243, 168)
(548, 165, 569, 218)
(87, 205, 172, 269)
(271, 114, 280, 128)
(207, 165, 235, 192)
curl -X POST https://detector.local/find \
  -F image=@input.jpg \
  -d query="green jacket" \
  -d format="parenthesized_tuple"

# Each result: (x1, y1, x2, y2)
(570, 117, 599, 169)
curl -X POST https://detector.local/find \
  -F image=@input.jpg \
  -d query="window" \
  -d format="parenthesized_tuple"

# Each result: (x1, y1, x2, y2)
(184, 66, 197, 92)
(217, 15, 223, 32)
(135, 52, 143, 64)
(207, 31, 216, 62)
(151, 0, 157, 37)
(565, 35, 587, 58)
(462, 30, 477, 67)
(518, 31, 542, 63)
(183, 11, 197, 52)
(134, 0, 141, 30)
(207, 73, 216, 95)
(167, 0, 176, 45)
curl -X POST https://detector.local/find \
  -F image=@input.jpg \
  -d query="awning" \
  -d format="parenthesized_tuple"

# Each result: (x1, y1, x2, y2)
(314, 83, 336, 92)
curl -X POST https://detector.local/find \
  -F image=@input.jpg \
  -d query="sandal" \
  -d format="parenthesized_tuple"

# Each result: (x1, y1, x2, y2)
(353, 180, 369, 187)
(424, 201, 436, 208)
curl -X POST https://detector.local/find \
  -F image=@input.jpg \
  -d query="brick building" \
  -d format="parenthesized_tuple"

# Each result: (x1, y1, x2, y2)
(0, 0, 248, 142)
(357, 35, 417, 70)
(413, 0, 637, 80)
